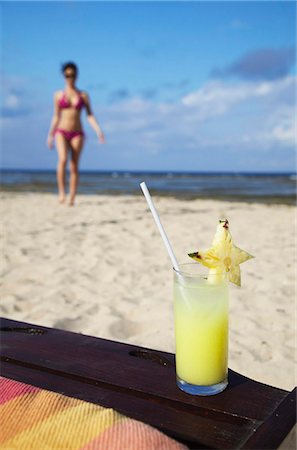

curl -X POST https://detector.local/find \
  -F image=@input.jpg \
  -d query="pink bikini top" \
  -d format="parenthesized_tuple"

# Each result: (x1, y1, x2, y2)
(58, 92, 85, 110)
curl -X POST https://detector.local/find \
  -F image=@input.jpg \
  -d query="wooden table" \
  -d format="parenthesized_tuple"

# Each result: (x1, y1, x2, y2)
(1, 317, 296, 449)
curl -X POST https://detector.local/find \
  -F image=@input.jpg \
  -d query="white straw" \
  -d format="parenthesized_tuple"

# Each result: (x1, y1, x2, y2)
(140, 182, 180, 271)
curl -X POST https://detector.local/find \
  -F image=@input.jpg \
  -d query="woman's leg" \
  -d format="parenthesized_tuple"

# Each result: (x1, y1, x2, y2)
(69, 135, 84, 206)
(55, 132, 69, 203)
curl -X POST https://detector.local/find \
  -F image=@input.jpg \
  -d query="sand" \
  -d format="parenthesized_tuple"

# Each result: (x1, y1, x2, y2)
(0, 192, 296, 391)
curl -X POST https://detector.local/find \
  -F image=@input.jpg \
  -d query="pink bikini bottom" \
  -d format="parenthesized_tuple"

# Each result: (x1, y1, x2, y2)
(55, 129, 85, 142)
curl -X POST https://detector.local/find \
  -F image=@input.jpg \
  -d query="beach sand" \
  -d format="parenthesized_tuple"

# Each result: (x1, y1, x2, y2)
(1, 192, 296, 391)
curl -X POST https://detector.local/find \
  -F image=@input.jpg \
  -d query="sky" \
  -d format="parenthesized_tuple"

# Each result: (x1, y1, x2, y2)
(1, 1, 296, 172)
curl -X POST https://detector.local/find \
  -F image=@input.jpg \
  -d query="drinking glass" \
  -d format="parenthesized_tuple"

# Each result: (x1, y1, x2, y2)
(173, 263, 229, 395)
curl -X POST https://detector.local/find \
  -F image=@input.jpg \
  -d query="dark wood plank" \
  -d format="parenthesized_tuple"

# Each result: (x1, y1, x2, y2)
(241, 388, 296, 449)
(1, 317, 296, 449)
(1, 360, 257, 449)
(0, 317, 288, 420)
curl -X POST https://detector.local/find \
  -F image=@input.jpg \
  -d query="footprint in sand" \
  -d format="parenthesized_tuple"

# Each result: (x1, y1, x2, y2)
(110, 318, 144, 340)
(54, 317, 85, 333)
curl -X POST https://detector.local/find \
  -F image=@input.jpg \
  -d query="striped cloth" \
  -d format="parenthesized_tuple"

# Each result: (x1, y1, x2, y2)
(0, 377, 187, 450)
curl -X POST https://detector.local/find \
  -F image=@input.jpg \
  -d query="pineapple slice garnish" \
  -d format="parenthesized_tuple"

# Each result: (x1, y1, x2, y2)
(188, 219, 254, 286)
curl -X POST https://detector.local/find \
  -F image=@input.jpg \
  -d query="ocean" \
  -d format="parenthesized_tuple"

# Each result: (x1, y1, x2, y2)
(1, 170, 296, 205)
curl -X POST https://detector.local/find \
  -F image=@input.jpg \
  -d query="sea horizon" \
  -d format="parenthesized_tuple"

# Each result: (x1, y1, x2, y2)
(1, 168, 296, 205)
(1, 168, 296, 175)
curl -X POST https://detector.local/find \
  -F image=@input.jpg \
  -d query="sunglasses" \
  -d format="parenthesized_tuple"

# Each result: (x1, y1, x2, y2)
(64, 73, 76, 79)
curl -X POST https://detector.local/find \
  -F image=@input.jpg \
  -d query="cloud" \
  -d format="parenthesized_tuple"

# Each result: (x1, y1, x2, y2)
(107, 81, 191, 105)
(1, 75, 34, 118)
(212, 47, 296, 81)
(181, 76, 295, 149)
(5, 93, 20, 109)
(2, 73, 295, 172)
(98, 75, 295, 170)
(87, 82, 107, 91)
(2, 106, 32, 118)
(181, 76, 294, 114)
(273, 122, 295, 144)
(108, 88, 130, 103)
(140, 88, 158, 99)
(163, 79, 190, 90)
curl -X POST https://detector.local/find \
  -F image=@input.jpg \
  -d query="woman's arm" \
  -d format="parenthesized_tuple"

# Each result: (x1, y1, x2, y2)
(83, 93, 105, 144)
(47, 92, 61, 149)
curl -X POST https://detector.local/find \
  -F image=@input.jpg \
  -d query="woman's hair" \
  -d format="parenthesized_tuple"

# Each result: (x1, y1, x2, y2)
(61, 62, 78, 76)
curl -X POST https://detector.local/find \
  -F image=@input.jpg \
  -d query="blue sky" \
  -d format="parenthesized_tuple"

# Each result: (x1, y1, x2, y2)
(1, 1, 296, 172)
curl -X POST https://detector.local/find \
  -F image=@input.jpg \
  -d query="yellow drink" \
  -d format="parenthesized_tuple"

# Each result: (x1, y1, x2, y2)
(173, 264, 228, 395)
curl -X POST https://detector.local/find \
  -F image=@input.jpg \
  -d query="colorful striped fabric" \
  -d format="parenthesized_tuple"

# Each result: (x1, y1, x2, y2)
(0, 377, 187, 449)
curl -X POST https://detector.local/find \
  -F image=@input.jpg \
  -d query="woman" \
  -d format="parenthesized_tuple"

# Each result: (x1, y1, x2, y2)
(47, 62, 105, 206)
